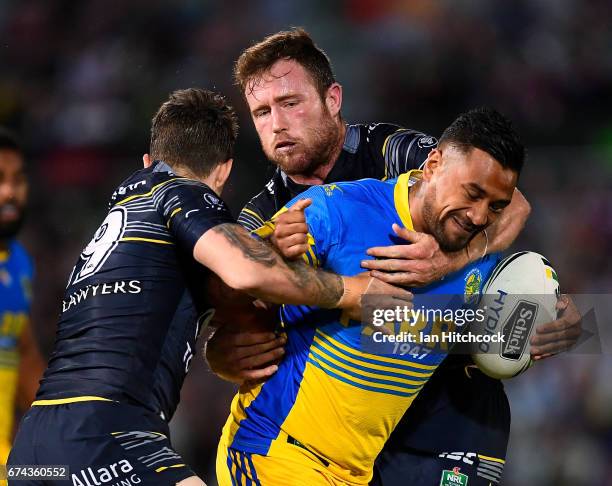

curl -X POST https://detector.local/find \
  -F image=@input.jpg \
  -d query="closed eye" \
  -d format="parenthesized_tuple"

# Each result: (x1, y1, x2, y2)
(466, 190, 480, 201)
(253, 109, 270, 118)
(490, 202, 509, 214)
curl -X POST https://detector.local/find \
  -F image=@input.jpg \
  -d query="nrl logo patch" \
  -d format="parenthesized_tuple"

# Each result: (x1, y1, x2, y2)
(440, 467, 469, 486)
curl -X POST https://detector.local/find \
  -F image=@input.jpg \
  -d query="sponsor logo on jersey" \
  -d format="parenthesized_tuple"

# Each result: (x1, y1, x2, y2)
(62, 280, 142, 313)
(71, 459, 140, 486)
(203, 192, 226, 211)
(418, 136, 437, 149)
(111, 180, 146, 200)
(500, 300, 538, 360)
(440, 467, 468, 486)
(265, 179, 275, 195)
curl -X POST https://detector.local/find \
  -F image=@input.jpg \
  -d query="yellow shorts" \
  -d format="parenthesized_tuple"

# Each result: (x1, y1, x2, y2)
(216, 432, 369, 486)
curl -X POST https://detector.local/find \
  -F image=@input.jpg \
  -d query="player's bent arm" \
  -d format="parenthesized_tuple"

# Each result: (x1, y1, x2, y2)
(194, 222, 362, 310)
(16, 320, 46, 411)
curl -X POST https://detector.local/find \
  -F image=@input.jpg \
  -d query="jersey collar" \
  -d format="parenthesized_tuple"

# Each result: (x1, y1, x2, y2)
(393, 170, 422, 231)
(152, 160, 175, 175)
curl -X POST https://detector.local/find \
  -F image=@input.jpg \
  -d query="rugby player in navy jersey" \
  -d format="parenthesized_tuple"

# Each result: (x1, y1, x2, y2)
(205, 29, 582, 485)
(7, 89, 405, 486)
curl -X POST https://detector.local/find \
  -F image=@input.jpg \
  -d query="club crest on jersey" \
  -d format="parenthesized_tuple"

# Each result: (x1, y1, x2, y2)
(324, 184, 343, 196)
(440, 467, 468, 486)
(464, 268, 482, 304)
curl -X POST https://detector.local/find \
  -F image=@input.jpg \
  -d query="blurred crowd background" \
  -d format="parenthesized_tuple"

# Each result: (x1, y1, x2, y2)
(1, 0, 611, 484)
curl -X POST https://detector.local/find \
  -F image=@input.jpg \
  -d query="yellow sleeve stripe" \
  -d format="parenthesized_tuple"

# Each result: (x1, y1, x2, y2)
(250, 206, 289, 239)
(313, 333, 434, 377)
(155, 464, 186, 473)
(311, 339, 430, 386)
(166, 207, 182, 228)
(120, 237, 173, 245)
(252, 221, 275, 239)
(250, 206, 319, 266)
(241, 207, 266, 225)
(32, 396, 114, 406)
(478, 454, 506, 464)
(382, 129, 408, 158)
(115, 179, 179, 205)
(317, 329, 437, 370)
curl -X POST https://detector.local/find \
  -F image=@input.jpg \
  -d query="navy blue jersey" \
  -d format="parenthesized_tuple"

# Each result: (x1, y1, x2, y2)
(238, 123, 437, 231)
(37, 161, 233, 415)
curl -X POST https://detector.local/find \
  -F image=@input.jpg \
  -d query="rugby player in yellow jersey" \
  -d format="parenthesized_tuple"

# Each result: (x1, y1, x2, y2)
(216, 106, 527, 485)
(207, 29, 582, 486)
(0, 129, 45, 469)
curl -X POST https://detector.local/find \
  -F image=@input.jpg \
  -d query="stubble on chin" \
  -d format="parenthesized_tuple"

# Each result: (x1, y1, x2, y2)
(263, 115, 340, 176)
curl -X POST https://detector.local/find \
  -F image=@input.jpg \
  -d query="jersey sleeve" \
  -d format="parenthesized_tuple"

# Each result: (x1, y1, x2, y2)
(238, 200, 267, 232)
(252, 185, 342, 268)
(375, 126, 438, 179)
(159, 180, 235, 252)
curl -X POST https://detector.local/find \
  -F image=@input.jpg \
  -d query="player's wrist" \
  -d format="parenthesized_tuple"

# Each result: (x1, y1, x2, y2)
(335, 276, 367, 310)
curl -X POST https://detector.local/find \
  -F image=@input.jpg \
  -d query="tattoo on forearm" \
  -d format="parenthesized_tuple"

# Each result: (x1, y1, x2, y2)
(214, 223, 277, 267)
(287, 259, 344, 308)
(214, 223, 344, 306)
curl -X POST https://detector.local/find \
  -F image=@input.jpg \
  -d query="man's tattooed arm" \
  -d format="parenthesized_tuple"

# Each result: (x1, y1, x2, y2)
(196, 223, 344, 308)
(213, 223, 278, 267)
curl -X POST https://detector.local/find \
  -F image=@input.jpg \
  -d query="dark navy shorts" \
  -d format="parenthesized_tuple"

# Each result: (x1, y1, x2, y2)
(8, 399, 195, 485)
(372, 447, 506, 486)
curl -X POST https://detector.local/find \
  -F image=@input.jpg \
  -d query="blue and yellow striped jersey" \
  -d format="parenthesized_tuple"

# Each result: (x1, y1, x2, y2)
(222, 171, 500, 482)
(0, 239, 33, 449)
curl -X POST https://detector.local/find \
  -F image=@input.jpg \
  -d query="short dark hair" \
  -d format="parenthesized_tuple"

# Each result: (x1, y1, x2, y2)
(235, 28, 335, 99)
(0, 127, 23, 154)
(439, 107, 525, 175)
(150, 88, 238, 178)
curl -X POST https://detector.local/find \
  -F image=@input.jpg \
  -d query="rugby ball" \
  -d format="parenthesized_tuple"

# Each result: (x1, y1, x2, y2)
(470, 251, 560, 379)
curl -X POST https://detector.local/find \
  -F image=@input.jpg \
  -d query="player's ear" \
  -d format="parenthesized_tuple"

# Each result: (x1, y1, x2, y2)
(325, 82, 342, 119)
(421, 149, 441, 181)
(215, 158, 233, 192)
(143, 153, 152, 168)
